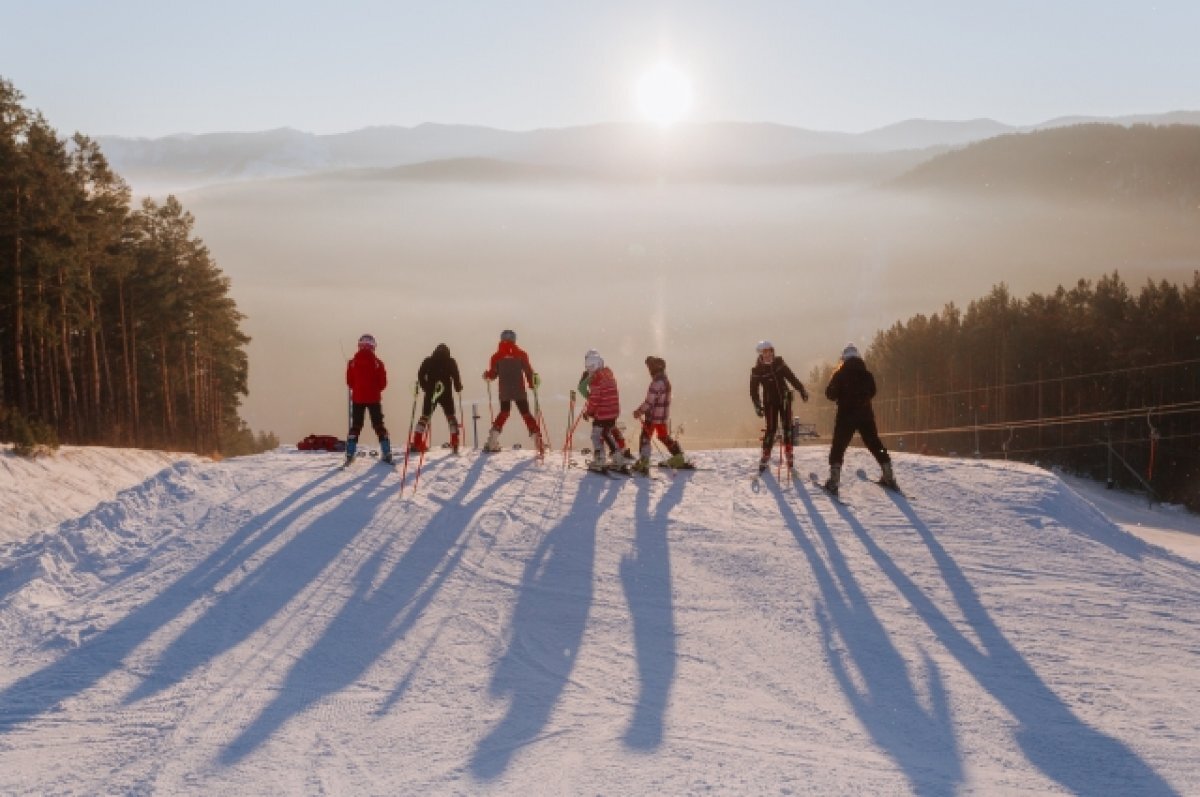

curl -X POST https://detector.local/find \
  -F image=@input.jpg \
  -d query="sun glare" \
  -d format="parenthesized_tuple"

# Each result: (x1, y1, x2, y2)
(634, 62, 693, 128)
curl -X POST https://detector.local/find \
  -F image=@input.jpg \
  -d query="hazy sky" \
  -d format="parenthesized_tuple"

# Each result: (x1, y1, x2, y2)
(3, 0, 1198, 137)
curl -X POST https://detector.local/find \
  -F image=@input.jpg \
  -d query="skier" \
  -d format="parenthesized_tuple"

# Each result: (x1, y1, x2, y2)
(577, 348, 633, 462)
(580, 350, 626, 472)
(482, 329, 541, 452)
(345, 333, 392, 464)
(632, 355, 687, 473)
(412, 343, 464, 454)
(749, 340, 809, 473)
(823, 343, 896, 494)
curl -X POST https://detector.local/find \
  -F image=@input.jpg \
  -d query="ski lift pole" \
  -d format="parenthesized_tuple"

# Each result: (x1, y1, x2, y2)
(472, 402, 480, 450)
(411, 383, 444, 495)
(1146, 408, 1160, 482)
(562, 389, 577, 469)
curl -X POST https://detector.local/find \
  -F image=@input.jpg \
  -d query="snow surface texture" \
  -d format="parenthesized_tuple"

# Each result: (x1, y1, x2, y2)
(1, 447, 1198, 795)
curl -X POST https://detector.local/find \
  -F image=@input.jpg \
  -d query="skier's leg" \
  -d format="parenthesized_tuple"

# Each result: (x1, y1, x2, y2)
(346, 403, 366, 459)
(857, 411, 895, 485)
(589, 421, 609, 470)
(760, 403, 779, 470)
(826, 413, 854, 489)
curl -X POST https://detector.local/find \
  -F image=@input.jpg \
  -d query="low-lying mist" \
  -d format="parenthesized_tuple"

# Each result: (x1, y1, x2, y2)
(183, 176, 1199, 450)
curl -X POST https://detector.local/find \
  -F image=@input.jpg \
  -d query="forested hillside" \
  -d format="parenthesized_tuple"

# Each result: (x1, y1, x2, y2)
(893, 123, 1200, 207)
(0, 78, 268, 455)
(810, 273, 1200, 509)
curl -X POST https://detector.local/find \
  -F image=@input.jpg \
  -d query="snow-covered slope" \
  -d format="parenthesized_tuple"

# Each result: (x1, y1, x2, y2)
(1, 447, 1198, 795)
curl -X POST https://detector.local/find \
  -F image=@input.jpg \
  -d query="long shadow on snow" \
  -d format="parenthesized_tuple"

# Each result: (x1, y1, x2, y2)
(470, 474, 621, 781)
(620, 472, 687, 751)
(0, 466, 350, 733)
(864, 492, 1179, 796)
(124, 465, 394, 704)
(220, 453, 524, 764)
(777, 485, 964, 797)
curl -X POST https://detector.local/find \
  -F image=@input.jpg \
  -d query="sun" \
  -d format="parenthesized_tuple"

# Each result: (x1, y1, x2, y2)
(634, 62, 693, 128)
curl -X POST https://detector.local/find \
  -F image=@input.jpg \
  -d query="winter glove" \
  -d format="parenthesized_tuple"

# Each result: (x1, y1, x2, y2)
(581, 412, 592, 422)
(754, 404, 764, 417)
(800, 387, 810, 402)
(482, 370, 492, 380)
(632, 410, 644, 422)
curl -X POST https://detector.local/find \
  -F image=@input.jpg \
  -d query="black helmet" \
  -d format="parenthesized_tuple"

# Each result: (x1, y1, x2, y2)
(500, 329, 516, 342)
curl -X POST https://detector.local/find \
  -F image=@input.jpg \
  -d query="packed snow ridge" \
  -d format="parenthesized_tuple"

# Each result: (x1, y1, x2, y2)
(1, 445, 1198, 795)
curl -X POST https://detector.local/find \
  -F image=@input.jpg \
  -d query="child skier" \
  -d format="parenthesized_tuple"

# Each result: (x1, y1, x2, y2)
(823, 343, 896, 494)
(412, 343, 463, 453)
(749, 340, 809, 473)
(482, 329, 541, 452)
(581, 350, 626, 472)
(345, 333, 392, 464)
(577, 348, 633, 462)
(632, 356, 687, 473)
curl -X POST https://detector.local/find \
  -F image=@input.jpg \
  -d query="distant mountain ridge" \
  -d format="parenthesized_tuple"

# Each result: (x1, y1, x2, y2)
(95, 112, 1200, 194)
(892, 122, 1200, 206)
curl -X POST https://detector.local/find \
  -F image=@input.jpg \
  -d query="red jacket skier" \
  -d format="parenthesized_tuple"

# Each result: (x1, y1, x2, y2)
(345, 333, 392, 463)
(482, 329, 541, 451)
(581, 350, 625, 471)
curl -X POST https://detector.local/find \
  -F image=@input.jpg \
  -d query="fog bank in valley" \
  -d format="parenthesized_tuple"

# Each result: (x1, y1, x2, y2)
(183, 176, 1199, 449)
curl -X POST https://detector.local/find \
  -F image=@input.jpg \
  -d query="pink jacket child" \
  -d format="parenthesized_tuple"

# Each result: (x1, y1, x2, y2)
(581, 350, 624, 470)
(632, 356, 686, 471)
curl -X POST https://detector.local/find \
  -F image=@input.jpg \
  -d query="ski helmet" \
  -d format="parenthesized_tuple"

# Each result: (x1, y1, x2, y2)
(841, 343, 860, 361)
(584, 350, 604, 373)
(358, 334, 377, 350)
(756, 340, 775, 353)
(500, 329, 517, 342)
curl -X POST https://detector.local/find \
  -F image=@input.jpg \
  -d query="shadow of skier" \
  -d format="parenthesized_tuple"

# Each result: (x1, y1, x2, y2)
(865, 492, 1179, 796)
(218, 454, 527, 764)
(469, 474, 621, 781)
(620, 473, 688, 751)
(0, 466, 349, 734)
(781, 485, 964, 797)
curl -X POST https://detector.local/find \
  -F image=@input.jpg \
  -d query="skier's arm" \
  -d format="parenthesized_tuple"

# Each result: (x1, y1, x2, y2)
(781, 363, 810, 402)
(483, 350, 500, 380)
(825, 369, 841, 402)
(451, 360, 463, 393)
(750, 372, 764, 415)
(577, 371, 591, 398)
(379, 361, 388, 393)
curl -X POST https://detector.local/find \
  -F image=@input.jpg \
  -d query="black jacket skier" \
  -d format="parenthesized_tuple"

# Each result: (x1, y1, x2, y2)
(412, 344, 463, 452)
(823, 343, 895, 492)
(749, 340, 809, 470)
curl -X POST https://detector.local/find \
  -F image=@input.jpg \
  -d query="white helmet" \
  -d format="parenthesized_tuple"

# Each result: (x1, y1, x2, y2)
(358, 334, 377, 350)
(756, 340, 775, 353)
(584, 350, 604, 373)
(841, 343, 860, 361)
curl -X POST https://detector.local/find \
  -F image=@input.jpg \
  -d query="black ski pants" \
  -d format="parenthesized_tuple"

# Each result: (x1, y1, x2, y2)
(349, 402, 389, 440)
(761, 401, 794, 456)
(422, 389, 457, 423)
(829, 405, 890, 466)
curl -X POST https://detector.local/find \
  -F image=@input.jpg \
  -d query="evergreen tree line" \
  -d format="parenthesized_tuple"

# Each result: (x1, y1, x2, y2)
(809, 272, 1200, 509)
(0, 78, 272, 456)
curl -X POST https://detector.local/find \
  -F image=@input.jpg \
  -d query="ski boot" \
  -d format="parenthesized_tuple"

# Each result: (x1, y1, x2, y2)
(342, 435, 358, 467)
(450, 432, 460, 455)
(587, 451, 608, 473)
(879, 461, 899, 490)
(631, 457, 652, 476)
(609, 449, 630, 474)
(484, 427, 503, 452)
(663, 453, 691, 469)
(380, 437, 393, 464)
(823, 463, 842, 495)
(757, 451, 771, 474)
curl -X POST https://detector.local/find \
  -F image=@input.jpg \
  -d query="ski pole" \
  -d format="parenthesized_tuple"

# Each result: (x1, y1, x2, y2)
(398, 381, 420, 490)
(411, 383, 444, 495)
(458, 390, 465, 450)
